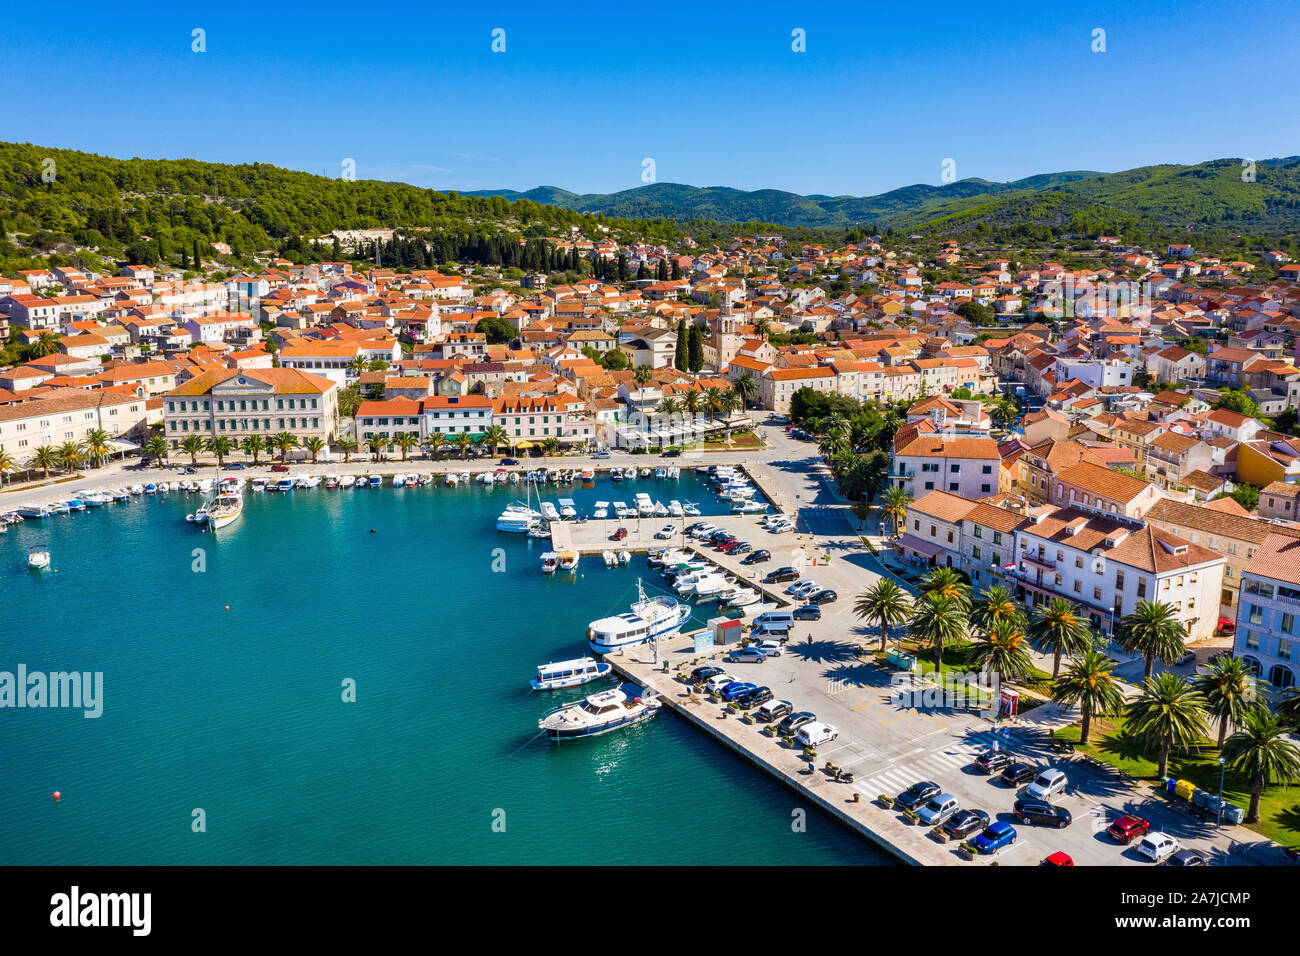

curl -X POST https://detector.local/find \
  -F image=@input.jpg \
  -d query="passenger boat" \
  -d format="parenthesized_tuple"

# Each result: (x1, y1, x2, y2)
(529, 657, 612, 691)
(28, 550, 51, 571)
(540, 551, 561, 573)
(587, 579, 692, 654)
(17, 503, 56, 519)
(592, 500, 609, 520)
(538, 682, 661, 740)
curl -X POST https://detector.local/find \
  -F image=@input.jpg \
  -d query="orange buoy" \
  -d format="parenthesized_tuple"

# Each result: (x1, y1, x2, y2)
(52, 791, 61, 800)
(224, 605, 230, 610)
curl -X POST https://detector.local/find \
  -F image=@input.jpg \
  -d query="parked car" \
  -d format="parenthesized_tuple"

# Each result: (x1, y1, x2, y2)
(793, 605, 822, 621)
(786, 580, 819, 598)
(894, 781, 941, 812)
(1165, 848, 1212, 867)
(807, 589, 838, 605)
(916, 793, 960, 827)
(691, 665, 725, 684)
(720, 681, 757, 702)
(1175, 649, 1197, 665)
(1041, 852, 1074, 867)
(1026, 768, 1068, 801)
(729, 542, 752, 555)
(734, 686, 773, 709)
(611, 527, 628, 541)
(1136, 832, 1180, 863)
(942, 808, 990, 841)
(755, 699, 792, 723)
(708, 530, 733, 543)
(768, 521, 794, 534)
(725, 647, 766, 664)
(663, 448, 681, 458)
(776, 711, 816, 737)
(654, 525, 677, 540)
(499, 458, 520, 466)
(974, 750, 1012, 774)
(592, 450, 611, 459)
(270, 464, 290, 472)
(752, 640, 783, 658)
(971, 821, 1017, 854)
(795, 721, 838, 747)
(1107, 815, 1151, 845)
(226, 462, 246, 470)
(764, 567, 800, 584)
(703, 674, 736, 695)
(718, 540, 744, 553)
(1014, 798, 1072, 829)
(1001, 763, 1037, 787)
(741, 550, 771, 565)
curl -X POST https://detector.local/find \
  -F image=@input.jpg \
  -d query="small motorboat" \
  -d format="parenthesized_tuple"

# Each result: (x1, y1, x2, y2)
(592, 501, 610, 520)
(186, 507, 209, 524)
(529, 657, 612, 691)
(558, 550, 580, 573)
(28, 551, 51, 571)
(603, 550, 618, 567)
(540, 551, 560, 574)
(340, 475, 356, 488)
(618, 550, 631, 565)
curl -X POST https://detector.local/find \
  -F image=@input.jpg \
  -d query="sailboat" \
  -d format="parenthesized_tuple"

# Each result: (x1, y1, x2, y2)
(206, 465, 244, 532)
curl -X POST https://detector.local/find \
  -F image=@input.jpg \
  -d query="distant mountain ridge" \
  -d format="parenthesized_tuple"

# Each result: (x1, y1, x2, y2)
(468, 159, 1300, 233)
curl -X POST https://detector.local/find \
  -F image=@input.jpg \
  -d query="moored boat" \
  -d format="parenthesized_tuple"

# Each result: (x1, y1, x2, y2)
(587, 579, 691, 654)
(538, 682, 661, 740)
(28, 550, 51, 571)
(529, 657, 612, 691)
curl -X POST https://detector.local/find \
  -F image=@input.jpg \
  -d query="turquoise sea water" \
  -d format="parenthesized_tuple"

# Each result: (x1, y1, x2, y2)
(1, 471, 884, 865)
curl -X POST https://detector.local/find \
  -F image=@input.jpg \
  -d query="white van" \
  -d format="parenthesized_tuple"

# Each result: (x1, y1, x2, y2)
(796, 721, 838, 747)
(754, 610, 796, 629)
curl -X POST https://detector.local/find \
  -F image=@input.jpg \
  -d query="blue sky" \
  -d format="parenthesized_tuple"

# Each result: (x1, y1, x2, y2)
(5, 1, 1294, 198)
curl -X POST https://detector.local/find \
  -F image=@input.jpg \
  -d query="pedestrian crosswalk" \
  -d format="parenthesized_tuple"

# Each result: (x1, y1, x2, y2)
(849, 733, 1005, 799)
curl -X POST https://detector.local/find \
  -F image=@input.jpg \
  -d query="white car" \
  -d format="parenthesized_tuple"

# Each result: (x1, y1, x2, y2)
(789, 582, 821, 600)
(691, 524, 718, 539)
(760, 514, 788, 528)
(768, 521, 794, 534)
(654, 525, 677, 540)
(703, 673, 736, 695)
(752, 640, 784, 657)
(795, 721, 838, 748)
(1026, 768, 1068, 800)
(785, 578, 817, 596)
(1136, 832, 1180, 862)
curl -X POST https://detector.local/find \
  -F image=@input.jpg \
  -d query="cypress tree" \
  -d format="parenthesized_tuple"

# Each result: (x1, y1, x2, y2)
(688, 324, 703, 372)
(675, 318, 688, 370)
(657, 259, 668, 281)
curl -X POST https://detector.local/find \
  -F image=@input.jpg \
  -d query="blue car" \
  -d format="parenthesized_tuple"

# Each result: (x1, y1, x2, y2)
(720, 681, 757, 702)
(971, 821, 1017, 854)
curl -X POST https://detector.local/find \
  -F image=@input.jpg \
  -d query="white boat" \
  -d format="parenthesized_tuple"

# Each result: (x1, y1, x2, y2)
(732, 499, 768, 514)
(273, 478, 295, 492)
(558, 498, 578, 520)
(587, 579, 692, 654)
(538, 682, 661, 740)
(653, 501, 669, 517)
(298, 475, 321, 489)
(610, 468, 623, 482)
(112, 489, 130, 502)
(723, 588, 762, 608)
(207, 488, 243, 531)
(539, 501, 561, 522)
(558, 551, 579, 572)
(186, 507, 209, 524)
(129, 484, 144, 495)
(635, 493, 654, 516)
(592, 500, 610, 519)
(445, 472, 459, 486)
(530, 657, 612, 691)
(509, 472, 520, 484)
(17, 503, 56, 519)
(340, 475, 356, 489)
(682, 501, 701, 517)
(624, 467, 637, 479)
(79, 490, 109, 507)
(28, 551, 51, 571)
(393, 473, 408, 487)
(618, 550, 631, 565)
(540, 551, 560, 574)
(613, 501, 631, 518)
(668, 499, 683, 516)
(325, 474, 340, 488)
(603, 550, 618, 567)
(686, 570, 735, 597)
(497, 503, 543, 533)
(368, 475, 383, 488)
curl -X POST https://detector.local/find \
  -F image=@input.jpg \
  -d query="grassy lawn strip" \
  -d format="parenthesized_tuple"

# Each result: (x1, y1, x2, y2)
(1052, 716, 1300, 847)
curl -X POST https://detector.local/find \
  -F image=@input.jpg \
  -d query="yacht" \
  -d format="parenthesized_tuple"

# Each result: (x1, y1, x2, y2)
(538, 683, 661, 740)
(539, 501, 561, 522)
(28, 550, 51, 571)
(586, 579, 692, 654)
(592, 500, 610, 520)
(496, 503, 543, 533)
(529, 657, 612, 691)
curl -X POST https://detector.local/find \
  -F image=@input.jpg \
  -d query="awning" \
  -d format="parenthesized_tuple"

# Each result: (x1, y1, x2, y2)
(515, 440, 535, 448)
(897, 533, 943, 558)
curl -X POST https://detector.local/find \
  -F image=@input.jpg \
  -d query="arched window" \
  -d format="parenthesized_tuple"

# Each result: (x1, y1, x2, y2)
(1268, 664, 1296, 689)
(1242, 656, 1263, 678)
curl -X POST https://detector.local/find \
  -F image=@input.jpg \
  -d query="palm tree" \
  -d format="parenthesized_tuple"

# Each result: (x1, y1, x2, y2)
(656, 397, 679, 428)
(1051, 650, 1125, 745)
(1126, 672, 1208, 780)
(633, 365, 652, 387)
(908, 592, 967, 674)
(452, 433, 473, 459)
(1028, 597, 1094, 679)
(540, 436, 561, 457)
(365, 435, 387, 462)
(0, 449, 14, 485)
(57, 440, 85, 474)
(1194, 655, 1259, 748)
(144, 434, 169, 467)
(853, 579, 913, 651)
(1118, 600, 1188, 681)
(703, 386, 724, 422)
(337, 436, 358, 463)
(391, 432, 417, 461)
(719, 389, 743, 437)
(1278, 686, 1300, 731)
(337, 383, 363, 420)
(972, 617, 1034, 685)
(241, 434, 266, 465)
(734, 371, 758, 407)
(27, 444, 58, 479)
(752, 316, 772, 338)
(83, 428, 111, 469)
(482, 424, 509, 458)
(971, 585, 1023, 634)
(1222, 708, 1300, 823)
(303, 436, 326, 464)
(881, 485, 909, 538)
(346, 355, 367, 379)
(271, 431, 298, 463)
(181, 434, 204, 466)
(920, 566, 971, 610)
(26, 331, 60, 358)
(681, 389, 701, 423)
(205, 436, 234, 467)
(424, 433, 447, 460)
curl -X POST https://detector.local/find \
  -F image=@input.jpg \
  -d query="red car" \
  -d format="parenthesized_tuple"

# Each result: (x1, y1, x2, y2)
(1041, 851, 1074, 867)
(270, 463, 290, 472)
(1107, 814, 1151, 845)
(611, 527, 628, 541)
(718, 540, 744, 553)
